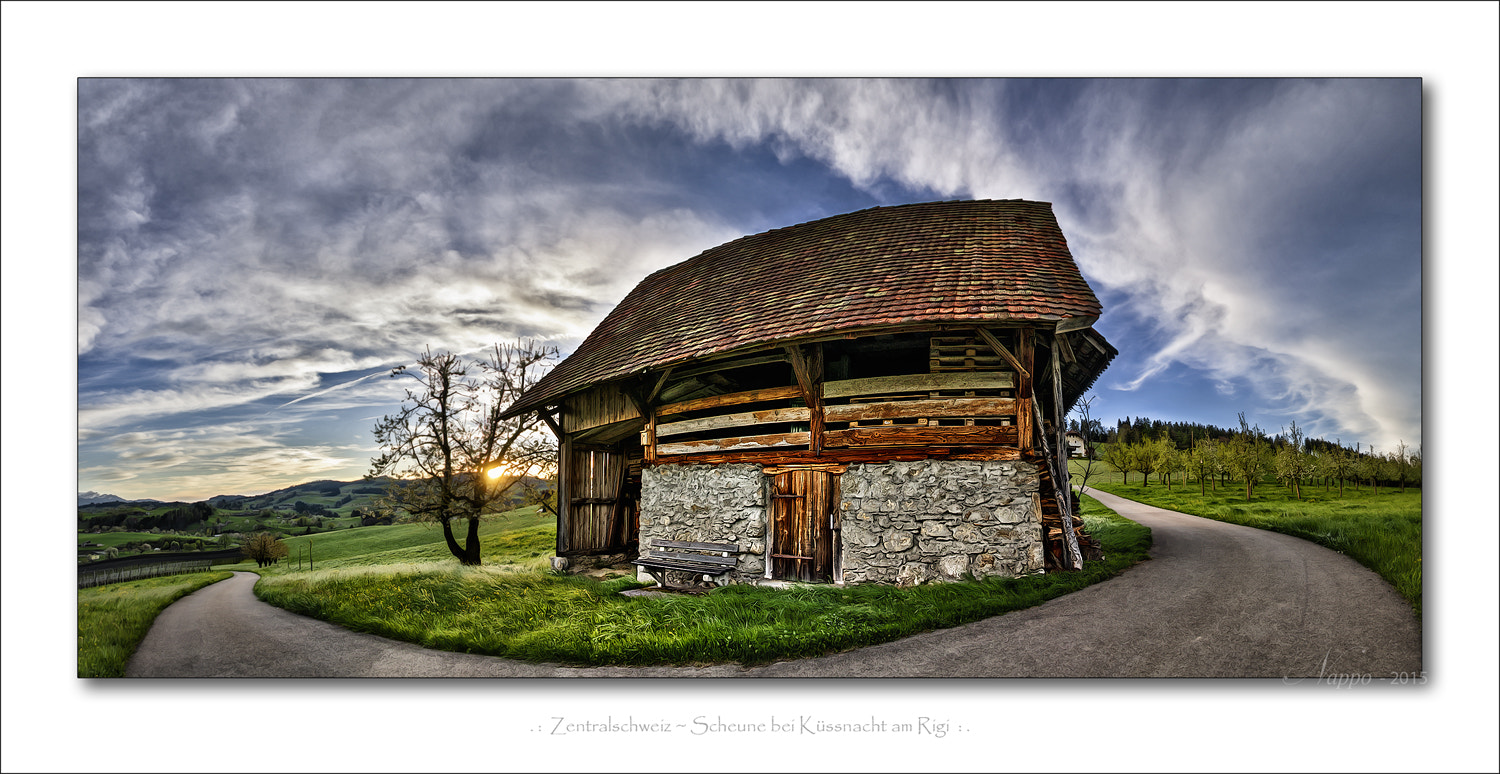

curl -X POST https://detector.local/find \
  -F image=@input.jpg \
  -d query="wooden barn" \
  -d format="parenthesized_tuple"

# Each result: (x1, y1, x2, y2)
(503, 199, 1117, 587)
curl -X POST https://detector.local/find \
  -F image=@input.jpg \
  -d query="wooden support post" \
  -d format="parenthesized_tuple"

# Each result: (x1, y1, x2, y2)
(1016, 328, 1034, 450)
(557, 435, 572, 555)
(624, 380, 658, 463)
(1049, 334, 1083, 570)
(785, 344, 824, 456)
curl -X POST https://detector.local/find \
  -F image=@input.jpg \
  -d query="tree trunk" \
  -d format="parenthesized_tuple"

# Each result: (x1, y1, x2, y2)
(463, 517, 483, 565)
(439, 518, 468, 563)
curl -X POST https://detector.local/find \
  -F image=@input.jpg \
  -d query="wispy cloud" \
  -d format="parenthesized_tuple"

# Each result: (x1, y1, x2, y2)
(76, 78, 1423, 499)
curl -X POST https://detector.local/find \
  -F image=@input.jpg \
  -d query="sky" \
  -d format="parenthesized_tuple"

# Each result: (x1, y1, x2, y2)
(70, 75, 1428, 501)
(5, 4, 1498, 774)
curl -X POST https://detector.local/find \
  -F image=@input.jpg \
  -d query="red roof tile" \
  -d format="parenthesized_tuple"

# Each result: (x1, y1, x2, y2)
(509, 199, 1106, 415)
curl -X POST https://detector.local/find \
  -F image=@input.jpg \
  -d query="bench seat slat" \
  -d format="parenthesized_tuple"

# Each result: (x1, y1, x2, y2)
(633, 558, 735, 575)
(639, 551, 738, 567)
(650, 539, 741, 553)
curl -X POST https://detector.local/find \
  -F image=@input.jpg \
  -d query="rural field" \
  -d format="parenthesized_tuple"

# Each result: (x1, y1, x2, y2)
(1069, 458, 1422, 616)
(80, 497, 1151, 671)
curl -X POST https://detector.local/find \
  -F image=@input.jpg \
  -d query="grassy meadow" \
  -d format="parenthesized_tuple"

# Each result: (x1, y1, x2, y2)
(81, 499, 1149, 670)
(78, 571, 234, 677)
(251, 496, 1150, 667)
(1070, 459, 1422, 617)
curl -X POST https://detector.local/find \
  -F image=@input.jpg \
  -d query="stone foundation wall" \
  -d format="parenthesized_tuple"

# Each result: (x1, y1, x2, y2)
(636, 459, 1043, 587)
(837, 460, 1043, 585)
(638, 463, 766, 584)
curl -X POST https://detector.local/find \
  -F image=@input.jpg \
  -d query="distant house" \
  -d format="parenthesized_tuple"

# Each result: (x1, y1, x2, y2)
(505, 200, 1116, 586)
(1065, 431, 1087, 458)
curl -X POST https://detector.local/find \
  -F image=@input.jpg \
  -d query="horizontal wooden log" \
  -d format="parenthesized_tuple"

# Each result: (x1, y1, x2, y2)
(656, 385, 804, 417)
(656, 431, 811, 456)
(825, 425, 1018, 448)
(823, 397, 1017, 423)
(823, 371, 1014, 399)
(648, 446, 1023, 466)
(655, 406, 811, 438)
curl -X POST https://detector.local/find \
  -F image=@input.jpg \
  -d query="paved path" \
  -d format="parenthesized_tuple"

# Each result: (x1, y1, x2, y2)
(127, 490, 1421, 678)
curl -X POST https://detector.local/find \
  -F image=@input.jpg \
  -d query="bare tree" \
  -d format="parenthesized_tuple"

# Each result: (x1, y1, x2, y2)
(368, 342, 558, 566)
(1068, 394, 1101, 497)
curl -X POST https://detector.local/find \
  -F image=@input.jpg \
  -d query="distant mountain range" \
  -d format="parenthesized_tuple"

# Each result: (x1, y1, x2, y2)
(78, 491, 137, 506)
(79, 475, 553, 510)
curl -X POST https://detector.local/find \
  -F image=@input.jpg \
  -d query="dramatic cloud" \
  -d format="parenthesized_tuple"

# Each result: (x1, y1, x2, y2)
(76, 78, 1422, 500)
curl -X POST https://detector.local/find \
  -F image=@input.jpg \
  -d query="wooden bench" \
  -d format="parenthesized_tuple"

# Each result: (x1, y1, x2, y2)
(633, 539, 741, 589)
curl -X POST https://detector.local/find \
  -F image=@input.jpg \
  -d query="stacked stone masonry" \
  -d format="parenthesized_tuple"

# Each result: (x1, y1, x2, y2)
(838, 460, 1043, 585)
(639, 463, 767, 585)
(638, 460, 1043, 587)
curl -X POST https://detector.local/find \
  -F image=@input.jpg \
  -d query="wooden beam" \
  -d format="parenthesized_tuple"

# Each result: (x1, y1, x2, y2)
(650, 446, 1022, 466)
(657, 431, 812, 456)
(761, 463, 849, 475)
(823, 397, 1017, 423)
(975, 327, 1030, 382)
(535, 409, 562, 438)
(825, 425, 1018, 448)
(645, 367, 674, 404)
(1078, 329, 1110, 356)
(656, 406, 812, 438)
(1056, 332, 1076, 364)
(656, 385, 804, 417)
(823, 371, 1014, 399)
(1054, 315, 1098, 334)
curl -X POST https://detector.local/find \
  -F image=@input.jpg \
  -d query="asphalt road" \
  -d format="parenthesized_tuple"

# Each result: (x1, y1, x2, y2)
(126, 489, 1422, 678)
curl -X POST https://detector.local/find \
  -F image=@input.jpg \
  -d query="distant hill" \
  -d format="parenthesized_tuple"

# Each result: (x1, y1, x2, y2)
(206, 475, 553, 512)
(78, 491, 139, 506)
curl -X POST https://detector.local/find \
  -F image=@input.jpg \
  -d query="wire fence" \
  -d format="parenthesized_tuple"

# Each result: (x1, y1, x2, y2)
(76, 548, 247, 589)
(77, 559, 218, 589)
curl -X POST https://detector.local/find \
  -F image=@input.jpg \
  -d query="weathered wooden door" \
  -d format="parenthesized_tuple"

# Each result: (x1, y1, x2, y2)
(769, 470, 835, 582)
(563, 445, 632, 556)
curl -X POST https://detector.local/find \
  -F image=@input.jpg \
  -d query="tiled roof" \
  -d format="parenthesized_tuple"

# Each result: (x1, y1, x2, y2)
(509, 199, 1106, 416)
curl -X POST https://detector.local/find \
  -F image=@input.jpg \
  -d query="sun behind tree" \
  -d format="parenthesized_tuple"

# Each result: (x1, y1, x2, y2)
(367, 342, 558, 565)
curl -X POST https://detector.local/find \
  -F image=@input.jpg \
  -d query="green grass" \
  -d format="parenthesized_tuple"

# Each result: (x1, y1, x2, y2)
(78, 531, 214, 548)
(253, 496, 1150, 667)
(1085, 477, 1421, 617)
(77, 571, 234, 677)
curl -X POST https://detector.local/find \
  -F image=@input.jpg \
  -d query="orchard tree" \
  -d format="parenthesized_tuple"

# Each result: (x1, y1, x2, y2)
(1102, 441, 1132, 485)
(1392, 440, 1414, 491)
(1274, 421, 1314, 500)
(1156, 437, 1184, 491)
(242, 532, 289, 567)
(1227, 413, 1272, 501)
(368, 342, 558, 566)
(1189, 438, 1222, 495)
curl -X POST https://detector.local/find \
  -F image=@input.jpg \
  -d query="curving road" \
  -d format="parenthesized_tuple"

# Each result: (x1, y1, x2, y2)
(126, 489, 1421, 678)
